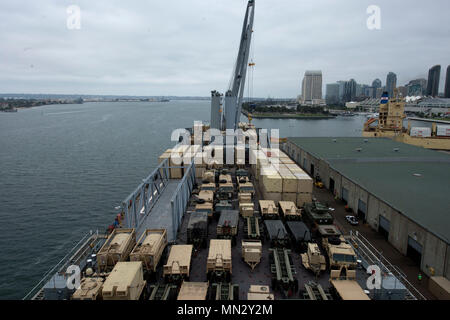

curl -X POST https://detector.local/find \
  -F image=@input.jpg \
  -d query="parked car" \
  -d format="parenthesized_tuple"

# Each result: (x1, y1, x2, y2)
(345, 215, 359, 226)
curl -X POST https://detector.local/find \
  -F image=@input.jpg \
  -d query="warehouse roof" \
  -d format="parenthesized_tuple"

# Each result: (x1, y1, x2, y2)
(287, 137, 450, 244)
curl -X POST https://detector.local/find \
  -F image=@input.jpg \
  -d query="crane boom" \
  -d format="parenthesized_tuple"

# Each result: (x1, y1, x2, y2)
(210, 0, 255, 131)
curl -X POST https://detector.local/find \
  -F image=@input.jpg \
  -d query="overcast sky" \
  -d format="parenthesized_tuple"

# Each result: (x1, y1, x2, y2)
(0, 0, 449, 97)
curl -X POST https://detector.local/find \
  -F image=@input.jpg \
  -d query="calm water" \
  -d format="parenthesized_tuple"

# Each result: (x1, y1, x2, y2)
(0, 100, 365, 299)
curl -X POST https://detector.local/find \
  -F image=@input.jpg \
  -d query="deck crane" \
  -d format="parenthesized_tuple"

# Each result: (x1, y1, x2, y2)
(210, 0, 255, 131)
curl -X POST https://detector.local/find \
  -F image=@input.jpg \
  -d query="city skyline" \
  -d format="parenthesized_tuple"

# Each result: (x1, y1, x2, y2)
(1, 0, 450, 97)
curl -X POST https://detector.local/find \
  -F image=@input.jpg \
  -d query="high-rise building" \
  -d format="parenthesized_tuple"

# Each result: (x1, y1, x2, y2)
(445, 65, 450, 98)
(426, 65, 441, 97)
(337, 81, 346, 102)
(325, 83, 340, 105)
(386, 72, 397, 98)
(372, 79, 382, 98)
(375, 87, 384, 99)
(301, 71, 323, 105)
(343, 79, 357, 102)
(406, 78, 427, 96)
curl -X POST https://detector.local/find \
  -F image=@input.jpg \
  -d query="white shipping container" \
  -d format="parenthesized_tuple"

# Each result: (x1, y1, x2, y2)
(436, 125, 450, 137)
(410, 127, 431, 137)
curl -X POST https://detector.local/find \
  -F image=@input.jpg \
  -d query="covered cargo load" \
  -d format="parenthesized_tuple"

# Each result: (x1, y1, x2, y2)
(215, 200, 233, 216)
(286, 221, 312, 252)
(261, 166, 282, 193)
(264, 220, 290, 248)
(195, 202, 214, 218)
(247, 285, 274, 300)
(187, 212, 208, 249)
(242, 240, 262, 270)
(238, 192, 252, 203)
(259, 200, 279, 220)
(200, 182, 216, 192)
(177, 281, 209, 300)
(97, 228, 136, 272)
(163, 244, 193, 283)
(102, 261, 146, 300)
(293, 171, 313, 194)
(279, 201, 302, 220)
(238, 182, 255, 196)
(217, 210, 239, 245)
(197, 190, 214, 203)
(239, 202, 254, 217)
(207, 239, 232, 282)
(72, 277, 104, 300)
(202, 170, 216, 183)
(130, 229, 168, 273)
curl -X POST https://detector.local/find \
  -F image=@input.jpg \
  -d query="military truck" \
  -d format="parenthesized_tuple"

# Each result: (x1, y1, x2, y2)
(130, 229, 168, 275)
(217, 180, 234, 200)
(303, 201, 334, 233)
(259, 200, 279, 220)
(323, 236, 358, 271)
(102, 261, 146, 300)
(195, 202, 214, 219)
(278, 201, 302, 221)
(239, 202, 254, 217)
(301, 243, 326, 277)
(97, 228, 136, 272)
(217, 210, 239, 246)
(238, 181, 255, 196)
(238, 192, 252, 204)
(215, 200, 233, 218)
(187, 212, 208, 249)
(198, 190, 214, 204)
(207, 239, 232, 282)
(72, 277, 104, 300)
(163, 244, 193, 284)
(200, 182, 216, 192)
(202, 170, 215, 183)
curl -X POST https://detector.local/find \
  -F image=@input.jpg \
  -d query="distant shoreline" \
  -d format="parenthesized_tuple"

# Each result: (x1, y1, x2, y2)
(242, 110, 336, 120)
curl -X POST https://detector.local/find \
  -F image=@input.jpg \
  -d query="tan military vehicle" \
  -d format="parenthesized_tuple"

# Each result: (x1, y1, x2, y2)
(278, 201, 302, 221)
(163, 244, 193, 283)
(241, 240, 262, 270)
(97, 228, 136, 272)
(247, 285, 274, 300)
(259, 200, 278, 219)
(323, 236, 358, 271)
(102, 261, 146, 300)
(130, 229, 168, 273)
(301, 242, 326, 277)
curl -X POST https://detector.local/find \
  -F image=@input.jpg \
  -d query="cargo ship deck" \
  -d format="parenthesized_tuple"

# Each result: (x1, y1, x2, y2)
(25, 146, 422, 300)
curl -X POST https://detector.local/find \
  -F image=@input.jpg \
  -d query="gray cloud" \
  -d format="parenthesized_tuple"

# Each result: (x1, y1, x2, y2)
(0, 0, 449, 97)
